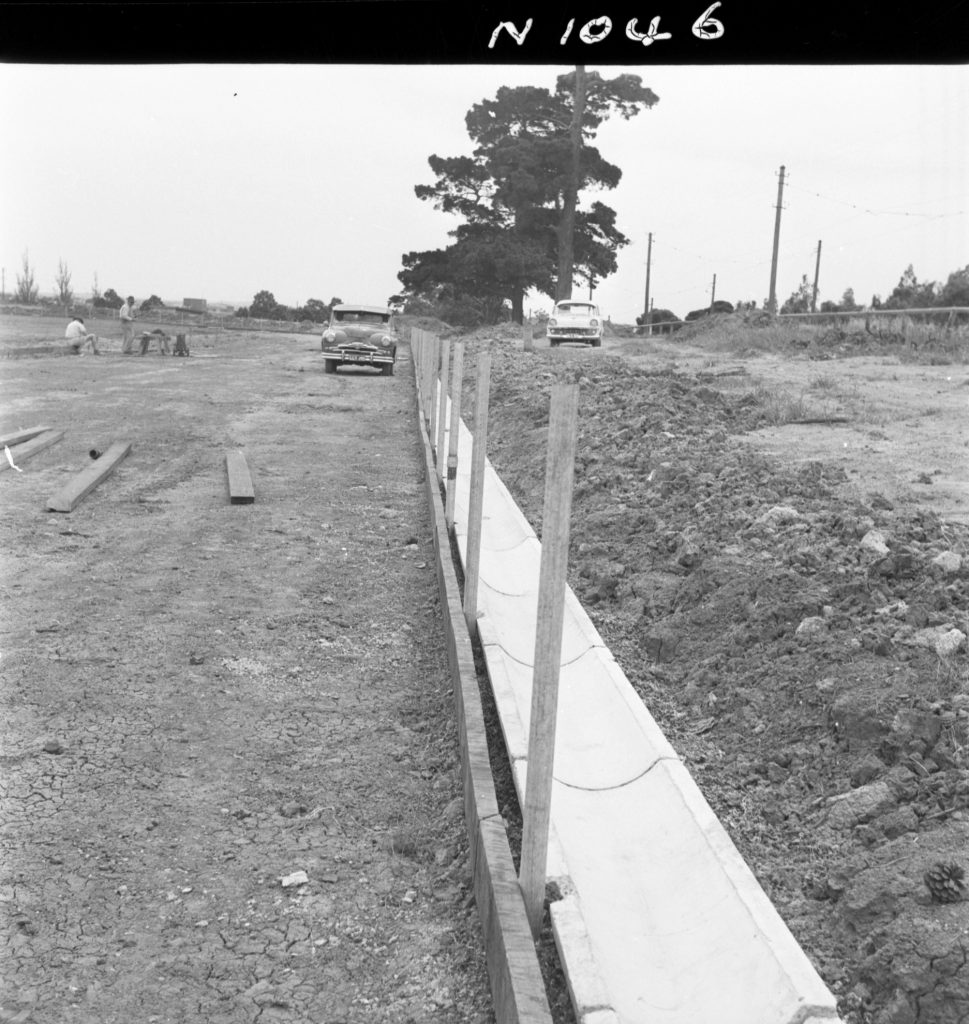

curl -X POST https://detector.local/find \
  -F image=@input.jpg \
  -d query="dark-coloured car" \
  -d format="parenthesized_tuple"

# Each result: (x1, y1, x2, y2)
(321, 304, 397, 375)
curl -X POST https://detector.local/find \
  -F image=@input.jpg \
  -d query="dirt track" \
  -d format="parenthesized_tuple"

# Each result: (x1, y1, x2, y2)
(0, 326, 493, 1023)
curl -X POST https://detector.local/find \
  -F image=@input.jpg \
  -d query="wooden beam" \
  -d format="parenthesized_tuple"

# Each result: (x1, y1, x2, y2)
(226, 450, 255, 504)
(436, 338, 451, 479)
(463, 354, 491, 637)
(520, 384, 580, 938)
(0, 425, 54, 449)
(1, 430, 65, 473)
(445, 341, 464, 529)
(45, 441, 131, 512)
(428, 335, 440, 439)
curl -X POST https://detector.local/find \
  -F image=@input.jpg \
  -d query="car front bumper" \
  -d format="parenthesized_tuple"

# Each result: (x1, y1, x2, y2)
(322, 347, 395, 365)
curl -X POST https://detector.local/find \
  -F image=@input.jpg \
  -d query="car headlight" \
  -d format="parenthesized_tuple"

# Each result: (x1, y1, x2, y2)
(590, 319, 599, 327)
(548, 318, 557, 327)
(323, 330, 336, 343)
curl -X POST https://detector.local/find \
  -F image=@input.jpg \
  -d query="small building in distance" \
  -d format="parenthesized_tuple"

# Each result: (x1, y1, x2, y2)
(183, 298, 207, 313)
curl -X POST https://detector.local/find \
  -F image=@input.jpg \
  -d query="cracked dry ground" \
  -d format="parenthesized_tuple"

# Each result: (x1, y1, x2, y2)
(0, 333, 494, 1023)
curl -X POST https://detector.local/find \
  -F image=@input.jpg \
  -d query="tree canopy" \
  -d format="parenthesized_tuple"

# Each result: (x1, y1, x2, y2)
(235, 292, 341, 323)
(397, 70, 658, 324)
(881, 264, 940, 309)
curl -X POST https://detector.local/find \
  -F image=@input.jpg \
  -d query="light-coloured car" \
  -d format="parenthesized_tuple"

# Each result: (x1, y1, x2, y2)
(321, 304, 397, 375)
(547, 300, 603, 347)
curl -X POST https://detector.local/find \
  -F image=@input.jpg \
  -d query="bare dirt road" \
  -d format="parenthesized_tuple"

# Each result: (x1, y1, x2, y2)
(0, 321, 493, 1024)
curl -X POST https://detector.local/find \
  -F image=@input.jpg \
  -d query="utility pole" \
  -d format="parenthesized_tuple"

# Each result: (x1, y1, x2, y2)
(556, 65, 586, 302)
(767, 165, 787, 314)
(710, 273, 717, 312)
(642, 232, 652, 333)
(811, 240, 822, 312)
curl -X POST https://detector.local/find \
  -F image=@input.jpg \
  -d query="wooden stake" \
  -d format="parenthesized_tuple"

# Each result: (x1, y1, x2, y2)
(410, 327, 418, 390)
(411, 328, 423, 411)
(435, 338, 451, 479)
(427, 336, 440, 436)
(519, 384, 579, 938)
(445, 342, 464, 528)
(463, 354, 491, 636)
(523, 324, 534, 352)
(417, 329, 428, 421)
(45, 441, 131, 512)
(422, 331, 434, 424)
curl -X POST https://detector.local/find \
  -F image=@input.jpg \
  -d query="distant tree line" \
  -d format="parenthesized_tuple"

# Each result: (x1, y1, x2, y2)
(636, 262, 969, 330)
(780, 263, 969, 315)
(234, 291, 343, 323)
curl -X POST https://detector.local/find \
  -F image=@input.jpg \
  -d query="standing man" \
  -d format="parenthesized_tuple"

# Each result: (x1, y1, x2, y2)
(120, 295, 136, 353)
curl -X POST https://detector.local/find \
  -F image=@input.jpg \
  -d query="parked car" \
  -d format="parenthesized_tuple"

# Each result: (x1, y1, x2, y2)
(321, 304, 397, 375)
(546, 300, 603, 347)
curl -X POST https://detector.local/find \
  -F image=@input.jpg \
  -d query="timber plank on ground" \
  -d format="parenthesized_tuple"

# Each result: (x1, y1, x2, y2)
(0, 430, 65, 473)
(0, 425, 54, 449)
(45, 442, 131, 512)
(226, 451, 255, 504)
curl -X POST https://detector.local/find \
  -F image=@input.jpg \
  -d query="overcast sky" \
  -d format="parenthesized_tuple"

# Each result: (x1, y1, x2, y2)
(1, 63, 965, 322)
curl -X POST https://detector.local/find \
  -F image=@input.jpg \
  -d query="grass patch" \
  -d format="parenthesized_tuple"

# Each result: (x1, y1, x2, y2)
(675, 312, 969, 364)
(807, 372, 839, 393)
(749, 384, 816, 425)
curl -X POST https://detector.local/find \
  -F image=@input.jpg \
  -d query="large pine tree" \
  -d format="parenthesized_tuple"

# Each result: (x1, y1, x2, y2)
(397, 70, 658, 324)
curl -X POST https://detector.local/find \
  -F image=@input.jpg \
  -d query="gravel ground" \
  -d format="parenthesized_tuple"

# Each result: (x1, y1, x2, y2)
(0, 324, 495, 1024)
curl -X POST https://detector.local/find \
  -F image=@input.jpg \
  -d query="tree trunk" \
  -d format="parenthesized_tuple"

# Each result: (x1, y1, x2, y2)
(556, 65, 585, 302)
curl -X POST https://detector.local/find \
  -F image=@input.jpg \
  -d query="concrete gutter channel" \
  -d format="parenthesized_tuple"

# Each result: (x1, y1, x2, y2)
(415, 388, 554, 1024)
(412, 351, 844, 1024)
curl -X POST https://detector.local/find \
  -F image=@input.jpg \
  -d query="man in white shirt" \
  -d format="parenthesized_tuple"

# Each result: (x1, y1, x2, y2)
(65, 316, 100, 355)
(120, 295, 136, 353)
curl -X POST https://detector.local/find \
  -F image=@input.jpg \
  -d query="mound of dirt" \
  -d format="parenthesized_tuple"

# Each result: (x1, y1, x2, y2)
(456, 338, 969, 1024)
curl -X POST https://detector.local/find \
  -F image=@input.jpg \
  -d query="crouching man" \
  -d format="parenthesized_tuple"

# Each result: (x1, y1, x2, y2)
(65, 316, 101, 355)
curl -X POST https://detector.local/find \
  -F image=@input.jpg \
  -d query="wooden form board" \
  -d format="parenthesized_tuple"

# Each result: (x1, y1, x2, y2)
(45, 442, 131, 512)
(416, 398, 552, 1024)
(1, 430, 65, 473)
(226, 451, 255, 504)
(0, 425, 54, 449)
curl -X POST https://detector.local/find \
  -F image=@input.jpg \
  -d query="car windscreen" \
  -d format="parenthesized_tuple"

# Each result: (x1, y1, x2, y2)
(334, 312, 389, 325)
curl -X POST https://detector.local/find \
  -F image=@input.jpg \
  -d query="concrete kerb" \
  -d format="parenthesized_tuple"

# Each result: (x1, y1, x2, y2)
(432, 369, 844, 1024)
(413, 379, 553, 1024)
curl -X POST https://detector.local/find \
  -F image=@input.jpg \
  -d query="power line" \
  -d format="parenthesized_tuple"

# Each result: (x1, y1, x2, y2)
(785, 180, 968, 219)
